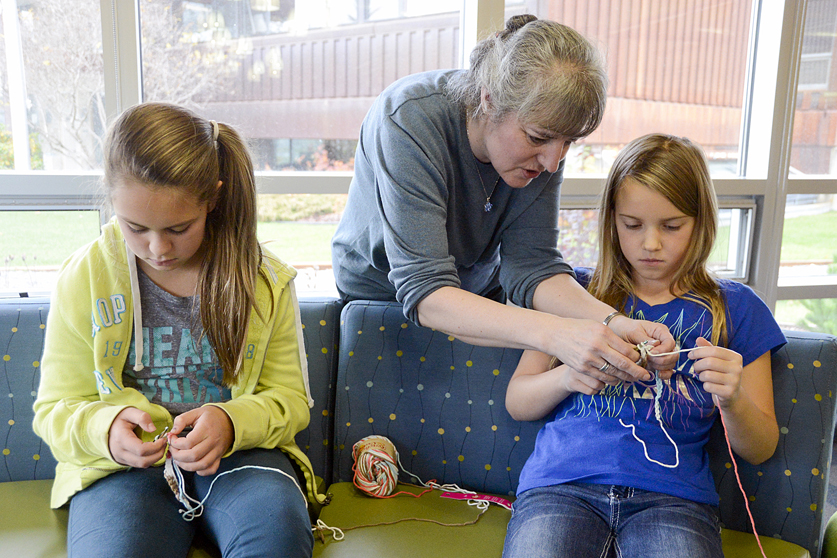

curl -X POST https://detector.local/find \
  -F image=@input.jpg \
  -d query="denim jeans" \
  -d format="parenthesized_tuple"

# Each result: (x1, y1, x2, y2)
(67, 448, 313, 558)
(503, 483, 723, 558)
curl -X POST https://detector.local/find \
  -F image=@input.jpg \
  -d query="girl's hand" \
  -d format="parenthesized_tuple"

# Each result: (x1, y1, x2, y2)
(108, 407, 167, 468)
(167, 405, 234, 476)
(689, 337, 744, 408)
(506, 350, 606, 421)
(558, 365, 606, 397)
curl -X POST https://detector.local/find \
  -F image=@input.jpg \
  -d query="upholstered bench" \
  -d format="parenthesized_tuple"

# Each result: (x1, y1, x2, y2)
(0, 295, 342, 558)
(312, 300, 837, 558)
(3, 295, 837, 558)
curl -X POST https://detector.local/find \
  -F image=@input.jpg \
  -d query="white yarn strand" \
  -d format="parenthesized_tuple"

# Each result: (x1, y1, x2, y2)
(164, 458, 308, 521)
(618, 342, 682, 469)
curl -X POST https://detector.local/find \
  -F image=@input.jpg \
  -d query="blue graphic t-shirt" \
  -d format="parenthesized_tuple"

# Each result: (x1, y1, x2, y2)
(516, 269, 787, 505)
(123, 268, 231, 415)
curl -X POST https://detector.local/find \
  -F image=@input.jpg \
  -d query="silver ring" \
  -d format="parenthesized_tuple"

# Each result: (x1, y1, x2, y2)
(598, 362, 611, 373)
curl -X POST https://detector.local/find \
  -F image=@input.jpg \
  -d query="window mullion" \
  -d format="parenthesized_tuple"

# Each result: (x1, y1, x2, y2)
(100, 0, 142, 124)
(460, 0, 505, 69)
(743, 0, 806, 310)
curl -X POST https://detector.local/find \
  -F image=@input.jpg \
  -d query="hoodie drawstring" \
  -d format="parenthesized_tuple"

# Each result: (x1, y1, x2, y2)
(125, 242, 145, 372)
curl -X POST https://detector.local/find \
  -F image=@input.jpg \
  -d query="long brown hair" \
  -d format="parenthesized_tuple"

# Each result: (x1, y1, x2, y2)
(103, 102, 265, 385)
(587, 133, 728, 346)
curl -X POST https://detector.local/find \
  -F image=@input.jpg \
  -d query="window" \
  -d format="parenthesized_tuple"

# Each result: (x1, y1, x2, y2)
(139, 0, 459, 171)
(0, 210, 101, 293)
(4, 0, 106, 171)
(797, 0, 837, 91)
(0, 0, 834, 336)
(0, 0, 105, 295)
(514, 0, 753, 176)
(779, 0, 837, 334)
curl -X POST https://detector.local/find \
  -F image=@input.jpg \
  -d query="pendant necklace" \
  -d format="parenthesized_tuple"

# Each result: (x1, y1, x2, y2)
(477, 165, 501, 212)
(467, 117, 500, 212)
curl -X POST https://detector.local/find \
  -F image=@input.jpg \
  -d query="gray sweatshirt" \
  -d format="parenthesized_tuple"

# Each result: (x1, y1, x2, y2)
(331, 70, 573, 324)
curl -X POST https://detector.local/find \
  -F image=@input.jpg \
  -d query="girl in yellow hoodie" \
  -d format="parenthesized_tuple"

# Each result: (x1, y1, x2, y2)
(34, 102, 324, 558)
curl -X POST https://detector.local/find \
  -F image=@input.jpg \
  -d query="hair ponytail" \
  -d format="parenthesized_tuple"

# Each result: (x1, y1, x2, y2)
(200, 123, 266, 385)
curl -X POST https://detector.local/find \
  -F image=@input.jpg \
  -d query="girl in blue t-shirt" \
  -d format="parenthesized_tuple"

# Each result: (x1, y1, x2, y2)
(503, 133, 786, 558)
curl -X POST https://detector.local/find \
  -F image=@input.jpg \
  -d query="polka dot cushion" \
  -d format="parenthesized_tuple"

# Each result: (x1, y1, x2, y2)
(0, 297, 55, 482)
(334, 300, 543, 497)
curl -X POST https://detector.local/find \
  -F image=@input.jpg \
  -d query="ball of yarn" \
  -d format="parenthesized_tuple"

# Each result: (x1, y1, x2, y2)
(352, 435, 399, 497)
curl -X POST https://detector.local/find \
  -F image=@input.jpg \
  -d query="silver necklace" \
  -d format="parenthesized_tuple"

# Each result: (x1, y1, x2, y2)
(477, 166, 500, 212)
(467, 118, 500, 212)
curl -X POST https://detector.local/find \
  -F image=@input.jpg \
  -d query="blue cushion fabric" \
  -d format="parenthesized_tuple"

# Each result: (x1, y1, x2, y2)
(297, 296, 342, 482)
(333, 300, 542, 496)
(0, 297, 56, 482)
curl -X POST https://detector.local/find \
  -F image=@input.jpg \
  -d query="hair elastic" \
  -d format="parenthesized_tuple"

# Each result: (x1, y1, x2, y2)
(210, 120, 219, 142)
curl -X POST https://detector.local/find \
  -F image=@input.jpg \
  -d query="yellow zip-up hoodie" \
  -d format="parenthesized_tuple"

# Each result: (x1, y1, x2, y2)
(33, 219, 327, 509)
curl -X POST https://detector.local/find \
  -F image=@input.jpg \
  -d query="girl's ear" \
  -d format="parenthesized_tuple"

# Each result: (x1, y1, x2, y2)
(208, 180, 223, 212)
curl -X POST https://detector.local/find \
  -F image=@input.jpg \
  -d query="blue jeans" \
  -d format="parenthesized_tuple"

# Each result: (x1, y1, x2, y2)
(68, 448, 313, 558)
(503, 483, 723, 558)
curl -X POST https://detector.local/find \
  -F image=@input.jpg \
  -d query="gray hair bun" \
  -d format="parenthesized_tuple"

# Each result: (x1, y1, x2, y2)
(499, 14, 538, 39)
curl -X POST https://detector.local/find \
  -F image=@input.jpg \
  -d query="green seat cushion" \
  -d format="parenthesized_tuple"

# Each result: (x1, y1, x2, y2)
(721, 528, 810, 558)
(0, 480, 67, 557)
(313, 482, 511, 557)
(0, 479, 219, 558)
(314, 482, 812, 558)
(0, 480, 816, 558)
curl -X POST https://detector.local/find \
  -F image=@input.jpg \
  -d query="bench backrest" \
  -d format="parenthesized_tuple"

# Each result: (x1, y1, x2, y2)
(0, 295, 341, 483)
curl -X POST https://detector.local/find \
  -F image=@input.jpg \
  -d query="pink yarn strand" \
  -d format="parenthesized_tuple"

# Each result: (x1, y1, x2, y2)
(719, 407, 767, 558)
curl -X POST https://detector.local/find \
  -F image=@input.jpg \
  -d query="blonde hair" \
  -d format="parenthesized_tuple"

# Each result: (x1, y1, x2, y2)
(447, 14, 607, 139)
(587, 133, 728, 346)
(104, 102, 265, 385)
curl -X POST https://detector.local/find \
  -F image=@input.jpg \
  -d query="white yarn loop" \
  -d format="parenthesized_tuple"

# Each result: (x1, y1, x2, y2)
(313, 519, 345, 541)
(619, 342, 682, 469)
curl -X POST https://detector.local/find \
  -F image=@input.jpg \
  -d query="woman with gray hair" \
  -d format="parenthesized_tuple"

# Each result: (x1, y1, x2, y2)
(332, 15, 675, 383)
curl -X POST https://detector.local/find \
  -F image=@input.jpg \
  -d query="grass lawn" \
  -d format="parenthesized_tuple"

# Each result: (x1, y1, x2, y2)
(1, 207, 833, 270)
(780, 210, 837, 262)
(0, 210, 102, 268)
(257, 221, 337, 263)
(0, 212, 338, 268)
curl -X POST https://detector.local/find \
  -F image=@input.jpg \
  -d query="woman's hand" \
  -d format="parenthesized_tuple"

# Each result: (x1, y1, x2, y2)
(688, 337, 744, 409)
(608, 315, 678, 376)
(416, 284, 675, 385)
(108, 407, 167, 468)
(166, 405, 235, 476)
(540, 316, 673, 386)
